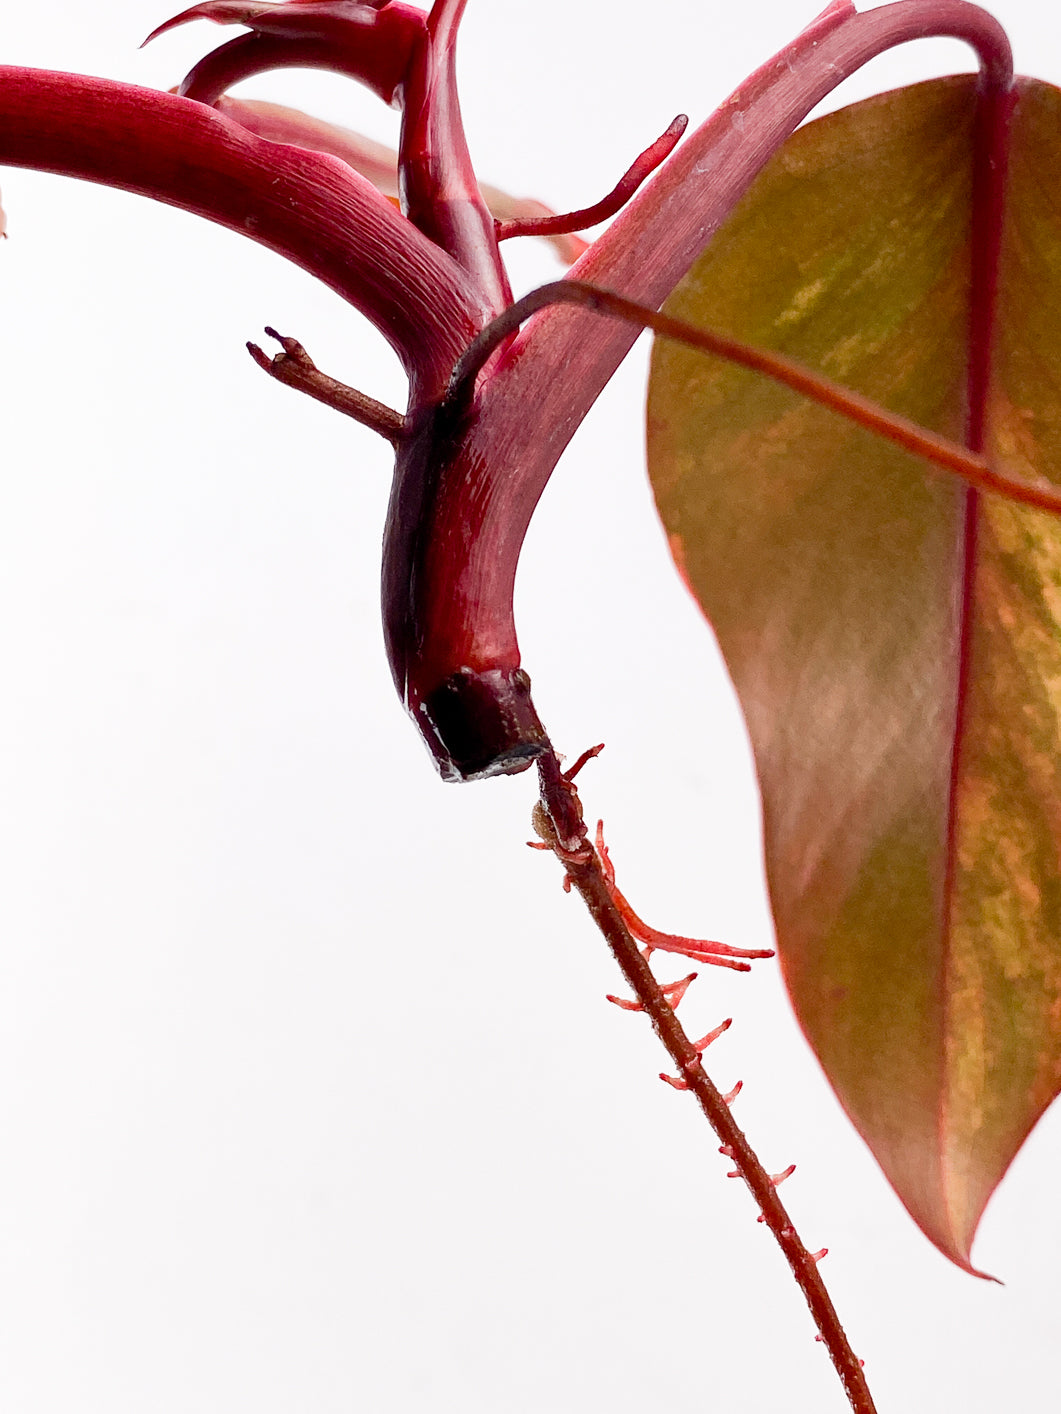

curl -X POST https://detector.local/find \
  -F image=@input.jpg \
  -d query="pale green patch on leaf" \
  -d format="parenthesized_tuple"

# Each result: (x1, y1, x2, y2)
(646, 75, 1061, 1272)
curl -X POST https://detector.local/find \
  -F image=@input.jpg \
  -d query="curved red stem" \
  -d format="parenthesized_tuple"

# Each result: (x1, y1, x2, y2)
(176, 30, 415, 106)
(149, 1, 427, 106)
(495, 115, 689, 242)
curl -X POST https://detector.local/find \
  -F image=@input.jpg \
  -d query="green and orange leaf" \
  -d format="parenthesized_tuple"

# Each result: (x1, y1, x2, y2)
(646, 74, 1061, 1272)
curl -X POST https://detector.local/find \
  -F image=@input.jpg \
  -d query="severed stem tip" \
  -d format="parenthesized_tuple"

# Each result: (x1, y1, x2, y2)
(248, 327, 407, 444)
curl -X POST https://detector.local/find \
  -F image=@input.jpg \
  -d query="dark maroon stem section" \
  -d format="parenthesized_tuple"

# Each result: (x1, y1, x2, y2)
(387, 0, 1014, 777)
(0, 67, 486, 395)
(152, 1, 427, 106)
(447, 281, 1061, 513)
(535, 750, 878, 1414)
(399, 0, 511, 313)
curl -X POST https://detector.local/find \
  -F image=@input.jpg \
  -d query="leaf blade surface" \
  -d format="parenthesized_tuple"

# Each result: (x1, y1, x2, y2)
(646, 75, 1061, 1269)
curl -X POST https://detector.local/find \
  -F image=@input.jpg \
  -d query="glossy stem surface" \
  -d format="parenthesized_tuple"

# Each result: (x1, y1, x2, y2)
(495, 115, 689, 242)
(0, 66, 486, 393)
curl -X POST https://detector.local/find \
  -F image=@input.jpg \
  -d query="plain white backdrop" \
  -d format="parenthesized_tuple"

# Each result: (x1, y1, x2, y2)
(2, 1, 1060, 1409)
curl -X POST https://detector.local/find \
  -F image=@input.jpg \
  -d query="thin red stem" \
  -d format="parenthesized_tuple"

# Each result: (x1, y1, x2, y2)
(400, 0, 512, 312)
(448, 282, 1061, 516)
(495, 116, 689, 242)
(534, 749, 877, 1414)
(176, 32, 409, 105)
(0, 68, 486, 397)
(148, 2, 427, 107)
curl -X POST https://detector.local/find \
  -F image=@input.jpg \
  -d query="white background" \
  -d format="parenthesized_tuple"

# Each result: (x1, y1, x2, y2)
(2, 1, 1060, 1409)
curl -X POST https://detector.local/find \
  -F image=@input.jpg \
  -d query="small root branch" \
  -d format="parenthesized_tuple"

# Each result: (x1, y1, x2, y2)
(247, 328, 407, 444)
(606, 993, 643, 1012)
(661, 972, 697, 1008)
(607, 971, 695, 1012)
(693, 1018, 733, 1052)
(563, 742, 605, 781)
(532, 745, 877, 1414)
(496, 115, 688, 241)
(594, 821, 774, 969)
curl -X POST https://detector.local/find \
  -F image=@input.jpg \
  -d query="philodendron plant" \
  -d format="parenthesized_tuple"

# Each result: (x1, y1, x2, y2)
(7, 0, 1061, 1408)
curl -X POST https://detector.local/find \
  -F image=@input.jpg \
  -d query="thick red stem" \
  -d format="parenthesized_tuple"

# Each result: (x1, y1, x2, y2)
(177, 29, 415, 106)
(389, 0, 1013, 775)
(0, 67, 486, 395)
(935, 34, 1017, 1212)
